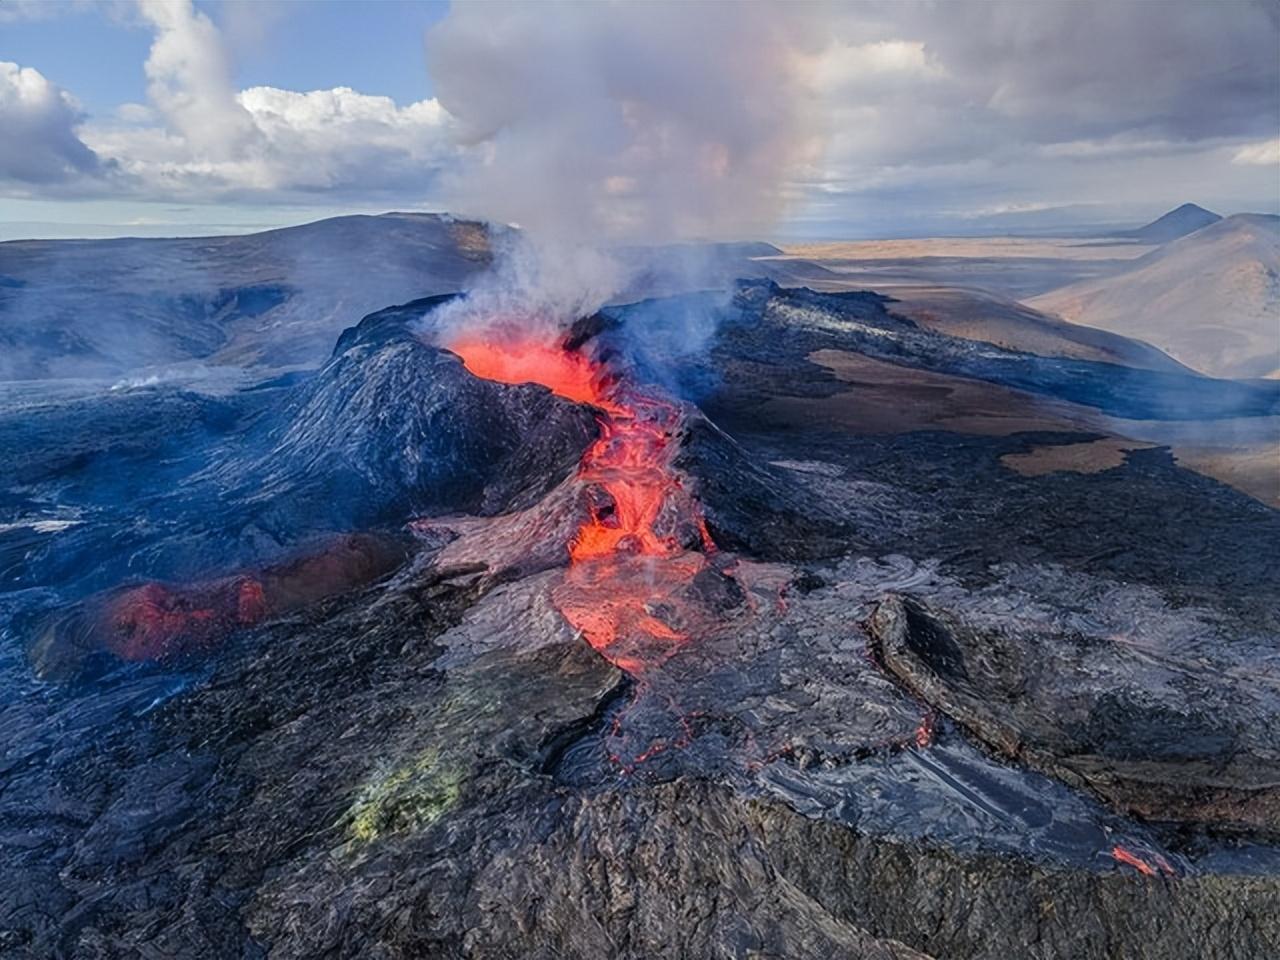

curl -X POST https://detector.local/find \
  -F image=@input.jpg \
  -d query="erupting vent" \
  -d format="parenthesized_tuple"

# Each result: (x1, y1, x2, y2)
(449, 337, 625, 414)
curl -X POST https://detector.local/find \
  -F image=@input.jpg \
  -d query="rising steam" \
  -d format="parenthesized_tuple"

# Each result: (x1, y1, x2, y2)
(422, 1, 825, 337)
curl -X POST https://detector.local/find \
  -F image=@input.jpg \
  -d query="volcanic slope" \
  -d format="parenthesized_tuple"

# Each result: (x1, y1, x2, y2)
(0, 287, 1277, 958)
(0, 218, 835, 383)
(1031, 214, 1280, 379)
(881, 285, 1192, 373)
(0, 213, 493, 380)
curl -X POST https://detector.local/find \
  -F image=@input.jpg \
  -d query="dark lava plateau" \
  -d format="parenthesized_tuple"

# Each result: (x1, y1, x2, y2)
(1, 280, 1279, 959)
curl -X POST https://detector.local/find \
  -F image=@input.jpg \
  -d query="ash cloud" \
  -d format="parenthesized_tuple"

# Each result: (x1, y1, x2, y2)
(421, 228, 627, 347)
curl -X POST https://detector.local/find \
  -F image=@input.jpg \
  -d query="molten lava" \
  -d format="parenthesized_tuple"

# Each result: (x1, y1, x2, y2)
(1111, 844, 1176, 877)
(449, 336, 625, 415)
(450, 335, 715, 681)
(107, 578, 265, 661)
(49, 534, 408, 667)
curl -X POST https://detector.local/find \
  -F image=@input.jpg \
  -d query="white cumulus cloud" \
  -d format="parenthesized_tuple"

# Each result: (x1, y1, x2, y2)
(0, 61, 103, 186)
(136, 0, 258, 158)
(1233, 138, 1280, 166)
(83, 82, 452, 198)
(13, 0, 455, 203)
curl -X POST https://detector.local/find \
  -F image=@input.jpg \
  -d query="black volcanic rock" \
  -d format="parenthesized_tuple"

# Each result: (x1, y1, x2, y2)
(213, 295, 599, 531)
(678, 414, 859, 560)
(4, 546, 1279, 959)
(1, 296, 597, 602)
(2, 279, 1280, 960)
(620, 280, 1280, 421)
(870, 592, 1280, 834)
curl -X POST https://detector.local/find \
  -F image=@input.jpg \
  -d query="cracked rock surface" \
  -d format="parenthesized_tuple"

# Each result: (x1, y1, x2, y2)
(1, 285, 1278, 958)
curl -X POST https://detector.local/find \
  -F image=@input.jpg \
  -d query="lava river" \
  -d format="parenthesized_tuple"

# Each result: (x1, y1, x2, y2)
(448, 335, 719, 680)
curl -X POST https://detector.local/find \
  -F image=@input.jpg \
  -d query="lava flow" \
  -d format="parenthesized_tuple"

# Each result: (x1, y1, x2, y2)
(450, 334, 715, 678)
(31, 534, 407, 676)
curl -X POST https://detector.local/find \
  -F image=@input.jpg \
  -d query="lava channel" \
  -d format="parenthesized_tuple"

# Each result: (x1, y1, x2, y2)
(450, 335, 721, 688)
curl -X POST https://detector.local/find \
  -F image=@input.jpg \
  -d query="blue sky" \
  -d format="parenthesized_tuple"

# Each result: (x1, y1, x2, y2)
(2, 1, 448, 111)
(1, 0, 1277, 241)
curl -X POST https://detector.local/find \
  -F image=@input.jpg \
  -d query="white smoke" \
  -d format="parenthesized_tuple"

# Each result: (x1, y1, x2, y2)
(422, 0, 826, 338)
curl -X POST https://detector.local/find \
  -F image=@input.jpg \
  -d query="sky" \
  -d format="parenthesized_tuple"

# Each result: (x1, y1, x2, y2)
(0, 0, 1277, 241)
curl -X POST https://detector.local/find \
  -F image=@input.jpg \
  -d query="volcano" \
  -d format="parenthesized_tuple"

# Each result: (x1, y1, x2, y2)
(1, 280, 1278, 959)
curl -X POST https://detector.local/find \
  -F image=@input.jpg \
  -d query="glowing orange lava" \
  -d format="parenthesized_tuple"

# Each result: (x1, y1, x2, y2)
(106, 579, 265, 661)
(449, 336, 625, 414)
(85, 535, 405, 663)
(1111, 845, 1176, 877)
(449, 335, 714, 675)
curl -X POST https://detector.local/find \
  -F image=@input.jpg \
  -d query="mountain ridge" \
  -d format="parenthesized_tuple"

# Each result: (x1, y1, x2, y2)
(1031, 214, 1280, 379)
(1112, 203, 1222, 244)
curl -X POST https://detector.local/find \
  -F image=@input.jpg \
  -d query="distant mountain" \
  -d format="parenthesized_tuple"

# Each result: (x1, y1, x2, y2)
(0, 213, 494, 381)
(886, 287, 1193, 374)
(1031, 214, 1280, 379)
(1112, 203, 1222, 244)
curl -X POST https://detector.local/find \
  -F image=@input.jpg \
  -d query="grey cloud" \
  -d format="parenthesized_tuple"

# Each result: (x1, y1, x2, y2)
(799, 0, 1279, 233)
(850, 0, 1279, 146)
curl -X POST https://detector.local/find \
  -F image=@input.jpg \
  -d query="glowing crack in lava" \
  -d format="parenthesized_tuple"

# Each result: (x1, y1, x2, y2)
(450, 335, 715, 679)
(1112, 844, 1177, 878)
(33, 534, 407, 675)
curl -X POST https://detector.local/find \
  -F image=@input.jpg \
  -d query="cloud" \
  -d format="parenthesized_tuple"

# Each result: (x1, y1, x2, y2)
(136, 0, 260, 158)
(84, 84, 451, 198)
(793, 0, 1280, 234)
(233, 86, 449, 191)
(813, 40, 946, 93)
(0, 61, 103, 186)
(1233, 138, 1280, 166)
(2, 0, 1277, 236)
(882, 0, 1277, 143)
(59, 0, 454, 202)
(811, 1, 1278, 162)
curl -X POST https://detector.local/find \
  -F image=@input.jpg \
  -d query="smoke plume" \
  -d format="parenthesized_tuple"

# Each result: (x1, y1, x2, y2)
(422, 0, 825, 338)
